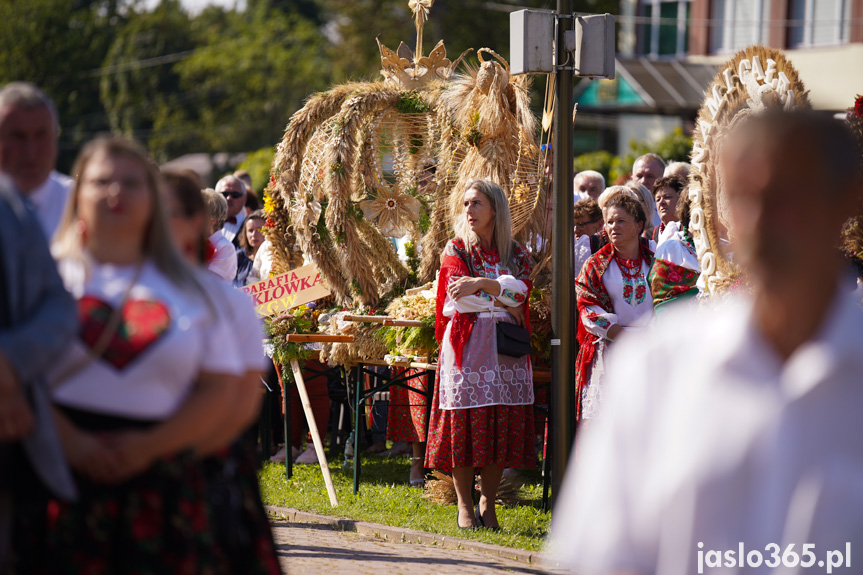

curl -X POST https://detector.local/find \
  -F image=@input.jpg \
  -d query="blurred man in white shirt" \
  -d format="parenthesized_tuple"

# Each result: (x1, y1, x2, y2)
(0, 83, 72, 239)
(552, 112, 863, 575)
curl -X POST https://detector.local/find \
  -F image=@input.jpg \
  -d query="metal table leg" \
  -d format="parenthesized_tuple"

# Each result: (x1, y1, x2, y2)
(353, 364, 362, 494)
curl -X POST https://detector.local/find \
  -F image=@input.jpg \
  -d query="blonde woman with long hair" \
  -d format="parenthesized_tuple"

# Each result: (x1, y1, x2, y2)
(426, 179, 535, 531)
(13, 136, 241, 573)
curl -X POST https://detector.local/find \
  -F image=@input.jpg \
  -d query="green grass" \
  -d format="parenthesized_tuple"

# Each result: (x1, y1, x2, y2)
(259, 454, 551, 551)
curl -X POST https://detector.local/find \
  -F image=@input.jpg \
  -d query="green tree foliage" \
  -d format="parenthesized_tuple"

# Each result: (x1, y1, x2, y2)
(573, 150, 615, 182)
(575, 126, 693, 183)
(100, 0, 195, 161)
(611, 126, 692, 181)
(172, 3, 332, 155)
(0, 0, 621, 168)
(0, 0, 120, 169)
(236, 146, 276, 195)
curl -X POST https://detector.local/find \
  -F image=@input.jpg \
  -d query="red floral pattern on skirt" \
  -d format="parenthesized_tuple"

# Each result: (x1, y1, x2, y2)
(11, 454, 228, 575)
(387, 368, 429, 443)
(424, 370, 536, 472)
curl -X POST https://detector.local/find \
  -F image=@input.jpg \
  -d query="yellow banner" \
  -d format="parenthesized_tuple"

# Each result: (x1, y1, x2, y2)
(241, 264, 330, 317)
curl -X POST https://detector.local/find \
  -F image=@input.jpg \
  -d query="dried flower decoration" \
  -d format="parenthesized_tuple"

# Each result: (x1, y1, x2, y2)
(359, 184, 422, 238)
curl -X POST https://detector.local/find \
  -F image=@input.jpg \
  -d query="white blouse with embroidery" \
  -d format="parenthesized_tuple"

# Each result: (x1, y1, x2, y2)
(580, 259, 654, 341)
(442, 274, 529, 316)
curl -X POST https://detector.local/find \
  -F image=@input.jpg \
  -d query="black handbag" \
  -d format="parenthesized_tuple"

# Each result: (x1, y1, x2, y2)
(496, 321, 531, 358)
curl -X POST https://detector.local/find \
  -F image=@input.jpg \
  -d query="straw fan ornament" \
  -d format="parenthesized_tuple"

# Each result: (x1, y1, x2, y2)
(688, 45, 810, 296)
(419, 49, 544, 283)
(265, 0, 545, 304)
(840, 93, 863, 282)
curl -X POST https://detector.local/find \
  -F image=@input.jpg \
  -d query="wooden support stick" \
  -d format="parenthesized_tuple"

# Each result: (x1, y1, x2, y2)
(284, 334, 355, 343)
(290, 359, 339, 507)
(342, 315, 424, 327)
(342, 314, 391, 323)
(405, 282, 433, 295)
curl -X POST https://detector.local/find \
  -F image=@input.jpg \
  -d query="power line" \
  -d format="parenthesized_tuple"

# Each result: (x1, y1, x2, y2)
(84, 50, 195, 77)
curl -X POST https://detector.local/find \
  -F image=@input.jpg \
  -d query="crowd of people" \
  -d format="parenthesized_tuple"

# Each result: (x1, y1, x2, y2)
(2, 74, 863, 574)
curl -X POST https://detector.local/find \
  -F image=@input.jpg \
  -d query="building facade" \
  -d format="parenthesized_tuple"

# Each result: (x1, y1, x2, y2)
(574, 0, 863, 156)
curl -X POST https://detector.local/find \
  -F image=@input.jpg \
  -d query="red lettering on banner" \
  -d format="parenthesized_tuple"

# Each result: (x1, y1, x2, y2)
(272, 285, 285, 299)
(300, 277, 312, 290)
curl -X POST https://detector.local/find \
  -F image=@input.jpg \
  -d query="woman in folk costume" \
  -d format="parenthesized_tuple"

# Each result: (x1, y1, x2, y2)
(648, 179, 701, 313)
(576, 193, 654, 421)
(425, 179, 535, 531)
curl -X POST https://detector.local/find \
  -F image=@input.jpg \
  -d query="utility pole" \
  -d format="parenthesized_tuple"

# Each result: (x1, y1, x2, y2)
(511, 3, 614, 509)
(550, 0, 575, 507)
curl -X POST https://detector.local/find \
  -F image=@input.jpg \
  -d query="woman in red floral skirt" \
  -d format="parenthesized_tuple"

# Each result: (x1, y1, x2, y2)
(425, 179, 534, 530)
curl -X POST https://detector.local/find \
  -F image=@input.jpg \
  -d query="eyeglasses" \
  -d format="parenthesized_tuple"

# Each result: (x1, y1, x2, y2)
(221, 191, 245, 200)
(574, 218, 601, 229)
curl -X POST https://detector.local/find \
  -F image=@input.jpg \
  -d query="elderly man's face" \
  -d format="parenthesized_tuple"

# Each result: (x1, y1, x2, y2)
(631, 159, 663, 195)
(723, 126, 843, 287)
(0, 104, 57, 194)
(575, 174, 603, 199)
(219, 178, 246, 219)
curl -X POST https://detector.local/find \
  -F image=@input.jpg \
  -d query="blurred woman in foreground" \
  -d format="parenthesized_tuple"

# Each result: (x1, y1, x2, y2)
(163, 169, 281, 574)
(13, 137, 239, 573)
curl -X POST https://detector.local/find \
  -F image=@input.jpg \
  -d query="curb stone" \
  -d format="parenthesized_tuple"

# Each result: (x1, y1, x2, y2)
(265, 505, 563, 571)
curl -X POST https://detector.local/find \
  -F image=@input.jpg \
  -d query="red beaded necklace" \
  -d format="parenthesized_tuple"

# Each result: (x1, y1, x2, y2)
(614, 254, 643, 281)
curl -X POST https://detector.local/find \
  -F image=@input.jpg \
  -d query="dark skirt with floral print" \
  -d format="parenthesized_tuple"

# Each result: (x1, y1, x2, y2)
(203, 437, 282, 575)
(9, 409, 228, 575)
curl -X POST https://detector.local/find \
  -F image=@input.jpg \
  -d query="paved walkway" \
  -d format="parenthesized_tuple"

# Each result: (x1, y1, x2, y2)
(271, 520, 565, 574)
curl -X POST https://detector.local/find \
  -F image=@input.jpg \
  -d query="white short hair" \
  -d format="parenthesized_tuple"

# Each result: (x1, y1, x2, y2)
(215, 174, 246, 195)
(664, 161, 691, 178)
(575, 170, 606, 189)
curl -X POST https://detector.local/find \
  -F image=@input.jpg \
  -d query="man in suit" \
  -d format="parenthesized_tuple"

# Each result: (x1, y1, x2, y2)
(0, 176, 78, 567)
(216, 174, 248, 244)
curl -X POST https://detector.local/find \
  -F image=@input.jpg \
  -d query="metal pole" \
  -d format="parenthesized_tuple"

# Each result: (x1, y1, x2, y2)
(550, 0, 575, 508)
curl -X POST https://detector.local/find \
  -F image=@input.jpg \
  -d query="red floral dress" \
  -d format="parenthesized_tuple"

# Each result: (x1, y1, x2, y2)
(387, 369, 429, 442)
(424, 239, 536, 473)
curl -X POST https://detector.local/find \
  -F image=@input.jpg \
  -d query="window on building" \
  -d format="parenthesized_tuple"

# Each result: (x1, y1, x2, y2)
(709, 0, 771, 54)
(788, 0, 852, 48)
(638, 0, 692, 58)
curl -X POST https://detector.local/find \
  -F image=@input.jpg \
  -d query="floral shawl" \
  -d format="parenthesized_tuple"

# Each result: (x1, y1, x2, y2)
(435, 238, 532, 368)
(574, 238, 653, 420)
(648, 259, 699, 312)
